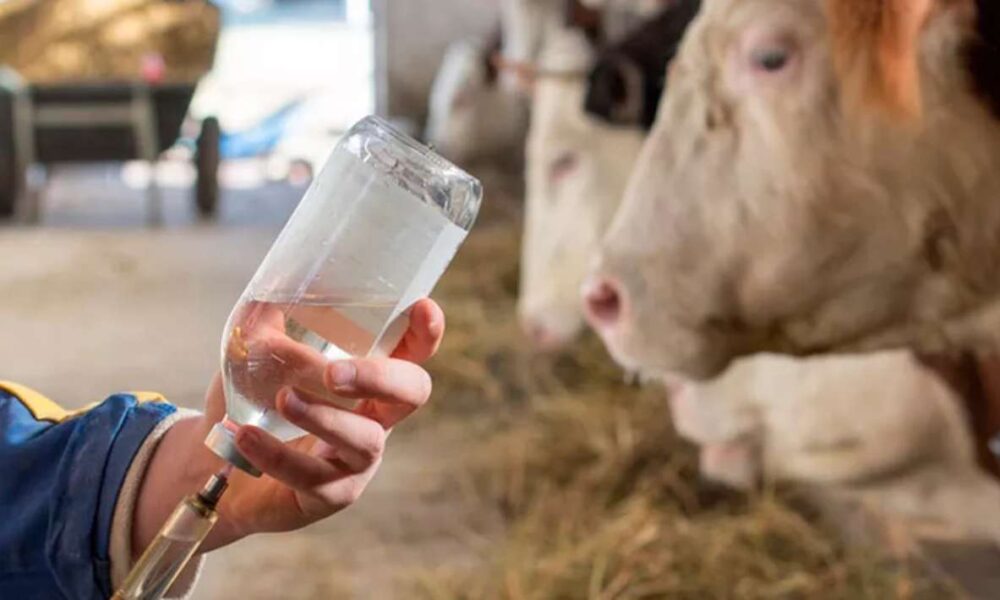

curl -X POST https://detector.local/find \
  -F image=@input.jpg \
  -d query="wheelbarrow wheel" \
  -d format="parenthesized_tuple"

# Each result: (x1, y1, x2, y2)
(0, 156, 16, 219)
(0, 96, 18, 219)
(195, 116, 220, 218)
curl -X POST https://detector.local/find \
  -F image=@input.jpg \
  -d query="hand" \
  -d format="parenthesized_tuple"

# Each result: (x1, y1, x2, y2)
(131, 299, 445, 555)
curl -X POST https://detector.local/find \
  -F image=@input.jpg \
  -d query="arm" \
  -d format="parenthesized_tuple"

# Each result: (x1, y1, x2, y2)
(0, 299, 444, 600)
(130, 299, 445, 555)
(0, 383, 181, 600)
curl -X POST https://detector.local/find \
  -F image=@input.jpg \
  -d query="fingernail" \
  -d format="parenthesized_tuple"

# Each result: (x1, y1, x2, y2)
(280, 388, 306, 417)
(329, 361, 356, 389)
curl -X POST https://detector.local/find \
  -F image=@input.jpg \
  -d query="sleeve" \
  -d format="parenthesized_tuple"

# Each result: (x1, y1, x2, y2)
(0, 381, 181, 600)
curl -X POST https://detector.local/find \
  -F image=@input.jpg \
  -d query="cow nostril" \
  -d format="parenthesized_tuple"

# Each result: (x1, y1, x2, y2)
(522, 318, 566, 351)
(584, 279, 623, 328)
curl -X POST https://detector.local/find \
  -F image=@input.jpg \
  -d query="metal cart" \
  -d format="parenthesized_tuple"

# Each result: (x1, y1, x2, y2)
(0, 74, 219, 223)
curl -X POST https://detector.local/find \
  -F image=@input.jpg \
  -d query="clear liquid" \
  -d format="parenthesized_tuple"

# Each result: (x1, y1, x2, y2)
(219, 145, 469, 442)
(114, 497, 217, 600)
(116, 531, 203, 599)
(222, 296, 403, 440)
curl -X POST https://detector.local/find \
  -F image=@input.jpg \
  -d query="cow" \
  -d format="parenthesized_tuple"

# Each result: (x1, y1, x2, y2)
(584, 0, 1000, 385)
(519, 0, 706, 347)
(425, 34, 529, 167)
(517, 8, 985, 494)
(518, 29, 646, 349)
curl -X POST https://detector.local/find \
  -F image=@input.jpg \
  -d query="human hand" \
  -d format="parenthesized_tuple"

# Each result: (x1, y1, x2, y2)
(131, 299, 445, 555)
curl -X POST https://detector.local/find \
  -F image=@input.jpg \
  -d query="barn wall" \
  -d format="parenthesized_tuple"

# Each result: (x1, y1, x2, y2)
(373, 0, 499, 134)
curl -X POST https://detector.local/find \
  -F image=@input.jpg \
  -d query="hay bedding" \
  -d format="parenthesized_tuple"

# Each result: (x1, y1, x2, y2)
(416, 173, 954, 599)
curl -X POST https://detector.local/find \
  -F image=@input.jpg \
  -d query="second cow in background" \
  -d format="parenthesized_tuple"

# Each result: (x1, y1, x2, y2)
(518, 29, 644, 349)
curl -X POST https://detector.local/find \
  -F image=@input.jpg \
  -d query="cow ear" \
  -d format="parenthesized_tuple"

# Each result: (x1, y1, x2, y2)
(827, 0, 938, 121)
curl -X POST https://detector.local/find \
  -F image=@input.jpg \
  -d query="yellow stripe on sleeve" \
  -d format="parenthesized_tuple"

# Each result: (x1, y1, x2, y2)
(0, 381, 166, 423)
(128, 391, 167, 404)
(0, 380, 78, 423)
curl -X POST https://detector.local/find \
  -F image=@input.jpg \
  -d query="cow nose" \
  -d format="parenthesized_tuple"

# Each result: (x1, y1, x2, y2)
(583, 277, 624, 330)
(522, 317, 567, 351)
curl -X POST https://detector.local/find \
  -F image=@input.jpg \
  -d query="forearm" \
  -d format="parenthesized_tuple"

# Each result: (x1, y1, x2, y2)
(0, 386, 190, 599)
(128, 415, 221, 559)
(128, 413, 258, 561)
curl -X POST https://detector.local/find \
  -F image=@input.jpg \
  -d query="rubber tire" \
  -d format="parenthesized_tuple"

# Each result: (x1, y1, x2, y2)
(0, 154, 16, 219)
(0, 93, 19, 219)
(195, 116, 220, 218)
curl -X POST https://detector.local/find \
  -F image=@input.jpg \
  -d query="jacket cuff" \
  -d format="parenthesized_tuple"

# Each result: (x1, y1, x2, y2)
(109, 409, 206, 599)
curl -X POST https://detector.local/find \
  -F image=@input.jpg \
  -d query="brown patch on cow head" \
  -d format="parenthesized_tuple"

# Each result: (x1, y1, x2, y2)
(826, 0, 936, 121)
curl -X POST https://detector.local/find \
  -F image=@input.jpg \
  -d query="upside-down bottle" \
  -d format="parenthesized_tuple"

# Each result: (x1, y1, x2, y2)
(206, 115, 483, 475)
(115, 116, 482, 600)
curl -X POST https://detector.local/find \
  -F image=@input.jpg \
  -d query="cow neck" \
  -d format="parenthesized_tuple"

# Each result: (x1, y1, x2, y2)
(916, 352, 1000, 478)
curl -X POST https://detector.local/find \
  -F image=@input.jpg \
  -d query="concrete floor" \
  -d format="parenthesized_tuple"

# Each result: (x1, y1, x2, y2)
(0, 167, 491, 598)
(0, 164, 295, 405)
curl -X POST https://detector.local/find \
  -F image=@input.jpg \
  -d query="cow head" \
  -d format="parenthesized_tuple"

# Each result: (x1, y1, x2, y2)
(585, 0, 1000, 380)
(518, 30, 647, 349)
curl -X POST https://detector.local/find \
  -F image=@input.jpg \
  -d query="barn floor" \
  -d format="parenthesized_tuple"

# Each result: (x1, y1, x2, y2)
(0, 164, 990, 598)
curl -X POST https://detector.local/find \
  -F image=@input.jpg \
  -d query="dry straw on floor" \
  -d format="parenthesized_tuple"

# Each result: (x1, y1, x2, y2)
(416, 194, 954, 599)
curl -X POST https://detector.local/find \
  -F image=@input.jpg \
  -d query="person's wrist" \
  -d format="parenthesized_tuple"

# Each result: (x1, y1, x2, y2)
(131, 414, 221, 559)
(170, 414, 221, 489)
(148, 414, 257, 553)
(170, 415, 251, 552)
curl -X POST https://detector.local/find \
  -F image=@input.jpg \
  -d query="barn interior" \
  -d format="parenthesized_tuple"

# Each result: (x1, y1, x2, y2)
(1, 1, 999, 598)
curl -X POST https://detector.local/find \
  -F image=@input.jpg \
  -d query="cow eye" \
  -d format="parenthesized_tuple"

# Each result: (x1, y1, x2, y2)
(733, 27, 800, 90)
(751, 48, 790, 72)
(549, 152, 579, 183)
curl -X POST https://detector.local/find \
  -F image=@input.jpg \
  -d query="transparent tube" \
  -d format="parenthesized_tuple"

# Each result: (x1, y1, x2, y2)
(112, 473, 228, 600)
(206, 115, 482, 474)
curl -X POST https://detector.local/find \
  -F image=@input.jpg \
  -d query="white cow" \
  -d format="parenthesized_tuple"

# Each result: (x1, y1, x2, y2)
(584, 0, 1000, 382)
(518, 28, 645, 348)
(425, 38, 529, 167)
(517, 9, 1000, 545)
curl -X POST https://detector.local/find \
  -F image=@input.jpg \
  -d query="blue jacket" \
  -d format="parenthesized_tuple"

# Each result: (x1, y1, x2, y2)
(0, 381, 176, 599)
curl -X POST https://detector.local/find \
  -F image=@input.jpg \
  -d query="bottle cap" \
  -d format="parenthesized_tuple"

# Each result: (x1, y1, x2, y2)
(205, 422, 262, 477)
